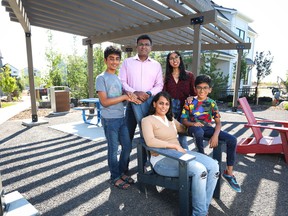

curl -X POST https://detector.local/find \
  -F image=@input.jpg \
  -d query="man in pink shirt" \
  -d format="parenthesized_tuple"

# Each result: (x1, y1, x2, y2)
(119, 34, 163, 144)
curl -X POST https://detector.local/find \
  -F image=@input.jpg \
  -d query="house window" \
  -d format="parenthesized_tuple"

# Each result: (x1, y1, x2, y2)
(243, 68, 249, 85)
(236, 28, 245, 40)
(246, 37, 251, 53)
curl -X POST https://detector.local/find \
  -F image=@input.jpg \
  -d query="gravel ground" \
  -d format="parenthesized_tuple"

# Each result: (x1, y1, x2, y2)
(9, 102, 285, 121)
(1, 107, 288, 216)
(9, 108, 53, 120)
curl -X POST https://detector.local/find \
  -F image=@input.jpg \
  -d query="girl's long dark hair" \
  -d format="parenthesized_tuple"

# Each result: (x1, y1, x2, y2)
(164, 51, 188, 83)
(148, 91, 173, 121)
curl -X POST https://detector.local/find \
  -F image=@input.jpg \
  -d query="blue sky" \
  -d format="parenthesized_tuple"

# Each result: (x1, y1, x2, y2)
(1, 0, 287, 82)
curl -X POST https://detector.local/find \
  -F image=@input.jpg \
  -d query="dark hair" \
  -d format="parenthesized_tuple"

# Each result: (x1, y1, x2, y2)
(195, 75, 212, 87)
(148, 91, 173, 121)
(164, 51, 188, 83)
(104, 46, 122, 59)
(136, 34, 152, 45)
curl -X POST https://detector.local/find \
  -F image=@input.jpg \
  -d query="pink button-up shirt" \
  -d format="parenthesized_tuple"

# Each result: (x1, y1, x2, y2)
(119, 54, 163, 96)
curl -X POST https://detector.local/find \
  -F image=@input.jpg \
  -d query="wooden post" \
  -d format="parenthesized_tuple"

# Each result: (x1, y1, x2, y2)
(87, 42, 94, 99)
(192, 20, 202, 76)
(232, 48, 243, 111)
(25, 32, 38, 122)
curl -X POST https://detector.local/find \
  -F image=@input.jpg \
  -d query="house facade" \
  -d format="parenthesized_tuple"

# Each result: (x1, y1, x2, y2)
(212, 2, 257, 89)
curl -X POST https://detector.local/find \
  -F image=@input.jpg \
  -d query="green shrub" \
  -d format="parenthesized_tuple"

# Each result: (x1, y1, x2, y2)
(284, 102, 288, 111)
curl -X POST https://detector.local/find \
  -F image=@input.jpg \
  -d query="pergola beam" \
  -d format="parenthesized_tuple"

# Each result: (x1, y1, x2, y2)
(215, 20, 245, 43)
(8, 0, 30, 32)
(83, 9, 217, 45)
(121, 42, 251, 52)
(203, 42, 251, 50)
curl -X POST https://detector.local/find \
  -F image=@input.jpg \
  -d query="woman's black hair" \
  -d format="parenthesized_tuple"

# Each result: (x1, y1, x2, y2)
(148, 91, 173, 121)
(164, 51, 188, 83)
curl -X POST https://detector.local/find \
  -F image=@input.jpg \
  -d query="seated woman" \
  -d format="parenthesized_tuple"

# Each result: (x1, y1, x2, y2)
(141, 91, 219, 216)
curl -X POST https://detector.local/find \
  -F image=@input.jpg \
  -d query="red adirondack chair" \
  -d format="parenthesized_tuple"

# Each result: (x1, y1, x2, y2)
(237, 97, 288, 163)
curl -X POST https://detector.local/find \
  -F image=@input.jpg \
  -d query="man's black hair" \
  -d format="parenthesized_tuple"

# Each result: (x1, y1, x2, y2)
(104, 46, 122, 59)
(136, 34, 152, 45)
(195, 75, 212, 87)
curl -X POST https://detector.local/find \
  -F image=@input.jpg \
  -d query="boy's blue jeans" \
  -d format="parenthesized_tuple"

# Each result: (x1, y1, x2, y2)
(188, 125, 237, 166)
(102, 117, 132, 180)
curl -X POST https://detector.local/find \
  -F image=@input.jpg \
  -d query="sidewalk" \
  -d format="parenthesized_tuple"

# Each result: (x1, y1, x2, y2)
(0, 105, 288, 215)
(0, 96, 31, 125)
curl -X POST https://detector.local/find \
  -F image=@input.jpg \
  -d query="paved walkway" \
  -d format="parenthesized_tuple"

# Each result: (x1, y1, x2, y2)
(0, 101, 288, 215)
(0, 96, 31, 125)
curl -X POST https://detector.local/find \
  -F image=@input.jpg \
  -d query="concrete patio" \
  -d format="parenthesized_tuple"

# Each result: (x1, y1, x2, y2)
(0, 106, 288, 215)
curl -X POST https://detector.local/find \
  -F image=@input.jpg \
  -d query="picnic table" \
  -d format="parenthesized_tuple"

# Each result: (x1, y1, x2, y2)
(75, 98, 101, 126)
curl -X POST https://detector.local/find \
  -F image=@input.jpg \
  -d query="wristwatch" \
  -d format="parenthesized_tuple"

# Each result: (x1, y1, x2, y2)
(146, 91, 152, 97)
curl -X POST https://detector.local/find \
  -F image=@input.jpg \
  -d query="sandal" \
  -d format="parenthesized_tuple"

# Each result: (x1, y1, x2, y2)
(113, 178, 130, 190)
(121, 174, 135, 184)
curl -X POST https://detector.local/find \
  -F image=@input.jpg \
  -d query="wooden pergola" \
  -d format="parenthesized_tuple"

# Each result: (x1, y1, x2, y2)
(2, 0, 251, 124)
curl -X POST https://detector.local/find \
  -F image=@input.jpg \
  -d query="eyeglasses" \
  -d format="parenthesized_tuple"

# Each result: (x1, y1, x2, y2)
(196, 86, 210, 91)
(169, 55, 180, 61)
(137, 43, 151, 47)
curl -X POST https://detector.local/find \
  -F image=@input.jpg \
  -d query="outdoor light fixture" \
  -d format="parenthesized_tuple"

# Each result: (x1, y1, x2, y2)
(236, 44, 245, 49)
(191, 16, 204, 25)
(125, 47, 133, 52)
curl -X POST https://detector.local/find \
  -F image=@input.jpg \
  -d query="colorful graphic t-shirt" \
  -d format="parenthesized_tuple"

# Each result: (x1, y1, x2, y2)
(181, 97, 220, 125)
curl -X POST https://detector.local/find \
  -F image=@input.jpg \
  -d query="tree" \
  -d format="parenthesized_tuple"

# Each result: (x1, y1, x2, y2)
(253, 51, 273, 104)
(93, 45, 105, 78)
(0, 65, 17, 101)
(13, 77, 25, 99)
(45, 30, 65, 87)
(200, 53, 229, 100)
(67, 45, 107, 99)
(278, 73, 288, 95)
(66, 54, 87, 99)
(151, 51, 166, 69)
(233, 53, 248, 84)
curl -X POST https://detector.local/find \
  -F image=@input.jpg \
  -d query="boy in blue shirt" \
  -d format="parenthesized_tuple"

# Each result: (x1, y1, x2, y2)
(96, 46, 140, 189)
(181, 75, 241, 193)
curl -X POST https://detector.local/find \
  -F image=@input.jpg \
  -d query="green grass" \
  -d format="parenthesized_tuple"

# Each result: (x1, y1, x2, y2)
(1, 102, 17, 108)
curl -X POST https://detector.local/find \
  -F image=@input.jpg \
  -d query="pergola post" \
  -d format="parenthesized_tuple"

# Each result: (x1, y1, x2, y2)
(25, 32, 37, 122)
(191, 16, 203, 76)
(232, 48, 244, 111)
(87, 41, 94, 99)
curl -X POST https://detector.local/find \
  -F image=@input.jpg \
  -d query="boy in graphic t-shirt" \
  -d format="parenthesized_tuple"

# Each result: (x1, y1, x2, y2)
(181, 74, 241, 193)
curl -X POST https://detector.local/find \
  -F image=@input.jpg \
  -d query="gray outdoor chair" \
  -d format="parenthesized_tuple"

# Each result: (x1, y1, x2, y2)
(137, 139, 223, 216)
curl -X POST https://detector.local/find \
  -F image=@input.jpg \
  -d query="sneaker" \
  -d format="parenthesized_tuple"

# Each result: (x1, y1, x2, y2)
(222, 171, 241, 193)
